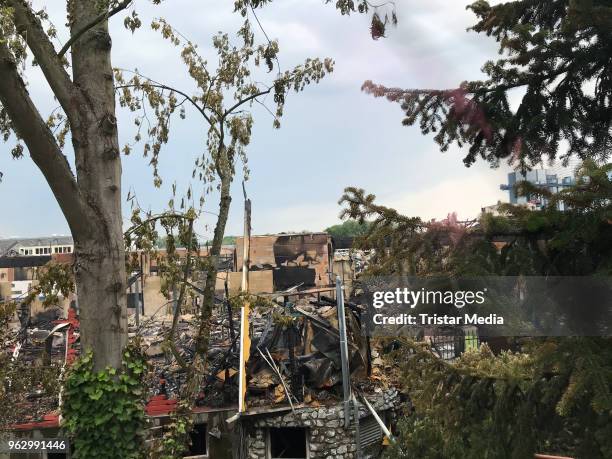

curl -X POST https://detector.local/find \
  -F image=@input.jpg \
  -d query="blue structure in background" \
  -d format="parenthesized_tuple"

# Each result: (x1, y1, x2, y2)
(500, 169, 576, 210)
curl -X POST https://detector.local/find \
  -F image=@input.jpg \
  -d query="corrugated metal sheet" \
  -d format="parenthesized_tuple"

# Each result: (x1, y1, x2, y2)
(359, 415, 383, 448)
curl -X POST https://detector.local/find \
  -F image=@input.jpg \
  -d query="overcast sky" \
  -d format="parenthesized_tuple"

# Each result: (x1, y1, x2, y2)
(0, 0, 514, 240)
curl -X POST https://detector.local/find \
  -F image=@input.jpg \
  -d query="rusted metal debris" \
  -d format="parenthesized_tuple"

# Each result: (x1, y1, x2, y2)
(2, 283, 396, 427)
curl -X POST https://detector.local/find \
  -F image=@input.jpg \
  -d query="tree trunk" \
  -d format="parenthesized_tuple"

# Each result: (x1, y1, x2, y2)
(179, 153, 232, 401)
(0, 0, 128, 371)
(74, 237, 127, 370)
(195, 163, 232, 358)
(166, 158, 232, 456)
(68, 0, 127, 371)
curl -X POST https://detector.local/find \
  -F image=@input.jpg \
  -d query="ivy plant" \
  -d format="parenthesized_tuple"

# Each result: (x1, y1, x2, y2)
(62, 341, 149, 459)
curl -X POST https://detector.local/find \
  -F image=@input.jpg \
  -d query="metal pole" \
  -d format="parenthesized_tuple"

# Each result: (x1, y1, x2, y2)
(129, 277, 134, 314)
(140, 252, 146, 316)
(134, 272, 140, 327)
(336, 275, 351, 428)
(241, 198, 251, 291)
(353, 394, 362, 459)
(224, 277, 236, 352)
(238, 185, 252, 413)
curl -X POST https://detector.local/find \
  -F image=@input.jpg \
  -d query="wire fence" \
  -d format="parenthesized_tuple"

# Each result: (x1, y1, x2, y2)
(429, 328, 479, 360)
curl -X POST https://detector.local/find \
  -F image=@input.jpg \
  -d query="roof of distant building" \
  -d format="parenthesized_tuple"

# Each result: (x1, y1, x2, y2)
(0, 236, 73, 256)
(0, 239, 19, 256)
(240, 232, 330, 238)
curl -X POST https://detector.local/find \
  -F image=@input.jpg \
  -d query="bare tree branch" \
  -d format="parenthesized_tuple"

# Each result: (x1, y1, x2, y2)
(6, 0, 83, 123)
(115, 82, 216, 128)
(123, 212, 194, 238)
(58, 0, 132, 58)
(0, 43, 89, 236)
(223, 89, 271, 119)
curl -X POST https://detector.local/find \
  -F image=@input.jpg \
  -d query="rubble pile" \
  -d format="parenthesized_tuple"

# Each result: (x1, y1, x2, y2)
(124, 286, 396, 413)
(129, 304, 242, 405)
(1, 307, 70, 426)
(2, 283, 398, 428)
(244, 292, 394, 409)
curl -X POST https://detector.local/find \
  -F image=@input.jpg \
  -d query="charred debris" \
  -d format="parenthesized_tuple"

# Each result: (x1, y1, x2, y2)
(137, 284, 396, 411)
(1, 234, 396, 433)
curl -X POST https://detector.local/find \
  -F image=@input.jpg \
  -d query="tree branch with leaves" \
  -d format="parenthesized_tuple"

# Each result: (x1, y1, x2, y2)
(362, 0, 612, 170)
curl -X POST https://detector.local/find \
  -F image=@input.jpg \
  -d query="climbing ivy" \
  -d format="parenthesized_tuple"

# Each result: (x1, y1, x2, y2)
(62, 341, 149, 459)
(150, 408, 191, 459)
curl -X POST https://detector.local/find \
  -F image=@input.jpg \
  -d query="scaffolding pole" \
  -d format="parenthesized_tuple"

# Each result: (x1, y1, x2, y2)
(336, 275, 351, 428)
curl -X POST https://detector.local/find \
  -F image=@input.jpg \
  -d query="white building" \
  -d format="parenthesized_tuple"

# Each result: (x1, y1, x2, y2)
(0, 236, 74, 256)
(11, 280, 34, 300)
(500, 168, 575, 211)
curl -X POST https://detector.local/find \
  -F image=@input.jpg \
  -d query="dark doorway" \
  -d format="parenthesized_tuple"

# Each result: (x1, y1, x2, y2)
(187, 423, 207, 456)
(269, 427, 307, 458)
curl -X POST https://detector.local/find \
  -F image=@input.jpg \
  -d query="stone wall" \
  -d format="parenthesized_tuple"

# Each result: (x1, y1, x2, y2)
(244, 388, 399, 459)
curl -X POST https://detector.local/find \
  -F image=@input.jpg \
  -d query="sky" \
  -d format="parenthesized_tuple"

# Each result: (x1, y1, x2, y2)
(0, 0, 514, 240)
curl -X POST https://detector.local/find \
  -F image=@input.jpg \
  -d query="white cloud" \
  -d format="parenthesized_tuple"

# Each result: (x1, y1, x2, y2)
(1, 0, 516, 238)
(383, 171, 508, 222)
(263, 21, 324, 54)
(250, 202, 340, 235)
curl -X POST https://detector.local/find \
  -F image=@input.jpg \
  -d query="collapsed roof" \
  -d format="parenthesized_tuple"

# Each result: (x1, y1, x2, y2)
(2, 284, 396, 429)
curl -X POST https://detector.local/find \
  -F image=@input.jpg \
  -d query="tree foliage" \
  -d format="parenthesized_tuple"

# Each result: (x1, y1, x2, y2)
(325, 218, 372, 239)
(63, 345, 149, 459)
(341, 162, 612, 458)
(362, 0, 612, 169)
(115, 16, 334, 187)
(350, 2, 612, 455)
(341, 162, 612, 277)
(236, 0, 398, 40)
(384, 338, 612, 459)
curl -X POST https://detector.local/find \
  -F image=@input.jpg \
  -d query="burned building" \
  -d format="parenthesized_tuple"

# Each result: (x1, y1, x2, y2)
(229, 286, 399, 459)
(1, 232, 399, 459)
(235, 234, 334, 292)
(241, 389, 398, 459)
(0, 254, 74, 324)
(132, 284, 399, 458)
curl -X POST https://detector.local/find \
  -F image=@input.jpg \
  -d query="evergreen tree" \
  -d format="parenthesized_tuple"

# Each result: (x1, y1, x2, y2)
(362, 0, 612, 169)
(350, 1, 612, 455)
(340, 162, 612, 458)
